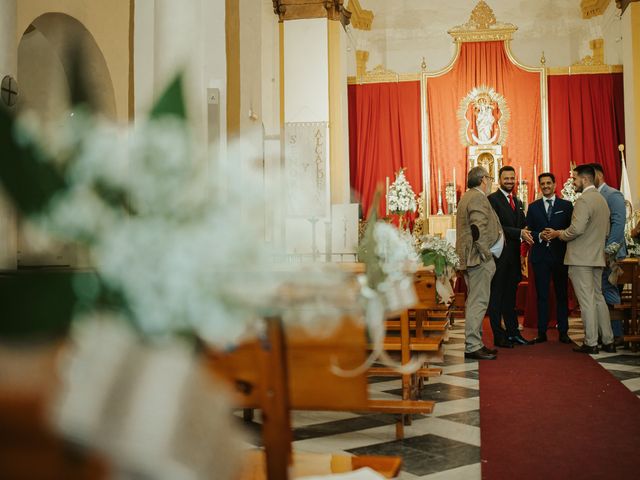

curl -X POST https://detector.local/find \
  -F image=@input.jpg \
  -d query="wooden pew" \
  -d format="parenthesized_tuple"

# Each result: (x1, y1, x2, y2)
(206, 317, 434, 479)
(614, 258, 640, 348)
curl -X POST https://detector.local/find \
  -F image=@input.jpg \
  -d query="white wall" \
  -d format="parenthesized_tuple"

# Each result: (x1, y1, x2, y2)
(284, 19, 329, 122)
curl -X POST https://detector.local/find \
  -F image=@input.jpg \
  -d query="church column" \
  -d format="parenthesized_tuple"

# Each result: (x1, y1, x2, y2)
(621, 0, 640, 206)
(274, 0, 351, 204)
(0, 0, 18, 269)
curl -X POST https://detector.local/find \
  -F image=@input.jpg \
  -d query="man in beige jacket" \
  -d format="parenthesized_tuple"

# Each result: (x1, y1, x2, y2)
(545, 164, 615, 354)
(456, 166, 504, 360)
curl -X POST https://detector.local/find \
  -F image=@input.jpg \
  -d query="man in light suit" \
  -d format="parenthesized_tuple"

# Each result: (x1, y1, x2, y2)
(526, 172, 573, 343)
(591, 163, 627, 344)
(545, 164, 616, 354)
(456, 166, 503, 360)
(487, 166, 534, 347)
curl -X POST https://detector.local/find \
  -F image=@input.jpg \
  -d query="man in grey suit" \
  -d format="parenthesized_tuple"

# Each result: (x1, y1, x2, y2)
(545, 164, 616, 354)
(456, 166, 503, 360)
(591, 163, 627, 344)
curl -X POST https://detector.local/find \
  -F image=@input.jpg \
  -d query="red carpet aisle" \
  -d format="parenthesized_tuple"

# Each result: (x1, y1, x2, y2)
(479, 325, 640, 479)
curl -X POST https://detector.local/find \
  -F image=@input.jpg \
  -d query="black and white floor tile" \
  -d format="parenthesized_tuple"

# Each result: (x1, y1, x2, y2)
(240, 317, 640, 479)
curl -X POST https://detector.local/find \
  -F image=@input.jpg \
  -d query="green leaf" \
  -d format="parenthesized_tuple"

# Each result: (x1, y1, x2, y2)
(150, 74, 187, 119)
(0, 106, 68, 215)
(421, 251, 445, 277)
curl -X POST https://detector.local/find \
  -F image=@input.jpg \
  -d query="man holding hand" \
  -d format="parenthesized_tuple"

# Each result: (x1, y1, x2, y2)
(544, 164, 615, 354)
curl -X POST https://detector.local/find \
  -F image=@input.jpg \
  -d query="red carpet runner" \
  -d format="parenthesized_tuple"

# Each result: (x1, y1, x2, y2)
(479, 324, 640, 479)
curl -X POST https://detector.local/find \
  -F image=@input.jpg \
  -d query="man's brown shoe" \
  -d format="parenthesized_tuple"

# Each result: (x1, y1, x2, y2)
(465, 349, 497, 360)
(482, 346, 498, 355)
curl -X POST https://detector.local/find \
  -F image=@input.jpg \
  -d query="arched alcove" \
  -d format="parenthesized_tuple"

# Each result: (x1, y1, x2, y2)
(16, 12, 116, 267)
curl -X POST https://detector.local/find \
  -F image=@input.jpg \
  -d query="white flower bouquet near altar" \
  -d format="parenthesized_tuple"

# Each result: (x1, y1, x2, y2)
(418, 235, 460, 304)
(387, 168, 417, 215)
(561, 171, 581, 203)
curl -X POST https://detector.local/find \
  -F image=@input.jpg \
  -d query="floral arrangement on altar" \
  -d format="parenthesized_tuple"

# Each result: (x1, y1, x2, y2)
(387, 168, 417, 218)
(418, 235, 460, 304)
(561, 170, 581, 203)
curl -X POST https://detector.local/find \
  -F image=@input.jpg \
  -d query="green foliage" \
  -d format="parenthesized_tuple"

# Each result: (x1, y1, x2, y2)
(0, 107, 68, 216)
(150, 75, 187, 120)
(421, 251, 446, 277)
(357, 191, 385, 290)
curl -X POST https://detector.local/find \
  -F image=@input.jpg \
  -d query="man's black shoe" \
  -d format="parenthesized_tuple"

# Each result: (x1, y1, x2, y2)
(558, 333, 572, 344)
(509, 335, 533, 345)
(482, 346, 498, 355)
(613, 336, 625, 347)
(601, 343, 617, 353)
(573, 344, 599, 354)
(494, 339, 514, 348)
(465, 349, 497, 360)
(533, 333, 548, 343)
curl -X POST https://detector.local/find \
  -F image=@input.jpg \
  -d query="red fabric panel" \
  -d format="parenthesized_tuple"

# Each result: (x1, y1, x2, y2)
(548, 73, 625, 189)
(347, 82, 423, 219)
(426, 41, 542, 212)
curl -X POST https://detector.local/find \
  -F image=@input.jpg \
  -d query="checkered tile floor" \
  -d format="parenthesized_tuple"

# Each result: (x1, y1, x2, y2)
(239, 317, 640, 479)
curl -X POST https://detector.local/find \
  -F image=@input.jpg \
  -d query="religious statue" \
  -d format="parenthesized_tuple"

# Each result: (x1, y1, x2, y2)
(473, 97, 496, 145)
(458, 86, 510, 181)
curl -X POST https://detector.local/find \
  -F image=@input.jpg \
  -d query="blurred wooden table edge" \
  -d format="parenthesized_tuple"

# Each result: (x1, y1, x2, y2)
(237, 450, 401, 479)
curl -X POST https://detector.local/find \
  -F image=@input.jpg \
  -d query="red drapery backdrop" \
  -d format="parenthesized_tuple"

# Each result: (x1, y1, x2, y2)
(426, 41, 542, 213)
(348, 81, 422, 219)
(548, 73, 625, 189)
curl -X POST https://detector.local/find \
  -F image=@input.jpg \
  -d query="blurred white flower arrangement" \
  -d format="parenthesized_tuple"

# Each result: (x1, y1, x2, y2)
(387, 168, 417, 215)
(372, 222, 419, 312)
(418, 235, 460, 304)
(18, 111, 285, 348)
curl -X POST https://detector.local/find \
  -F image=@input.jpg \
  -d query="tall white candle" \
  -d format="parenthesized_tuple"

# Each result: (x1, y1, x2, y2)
(438, 168, 442, 194)
(453, 167, 456, 192)
(385, 176, 389, 215)
(534, 164, 538, 195)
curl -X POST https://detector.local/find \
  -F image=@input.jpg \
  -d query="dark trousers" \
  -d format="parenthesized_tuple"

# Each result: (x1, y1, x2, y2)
(532, 258, 569, 335)
(488, 256, 520, 341)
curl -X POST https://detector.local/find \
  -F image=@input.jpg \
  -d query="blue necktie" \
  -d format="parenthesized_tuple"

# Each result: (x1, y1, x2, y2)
(546, 199, 553, 221)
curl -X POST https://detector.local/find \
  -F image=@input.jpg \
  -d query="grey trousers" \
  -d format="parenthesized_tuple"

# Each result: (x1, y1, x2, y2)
(569, 265, 614, 347)
(463, 259, 496, 353)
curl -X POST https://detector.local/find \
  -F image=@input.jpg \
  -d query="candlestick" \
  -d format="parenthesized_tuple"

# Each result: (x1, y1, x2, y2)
(453, 167, 457, 213)
(534, 164, 538, 196)
(385, 176, 389, 215)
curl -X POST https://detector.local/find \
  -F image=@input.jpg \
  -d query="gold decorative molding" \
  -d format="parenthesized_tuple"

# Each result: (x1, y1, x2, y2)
(355, 50, 369, 77)
(448, 0, 518, 43)
(581, 0, 612, 18)
(272, 0, 351, 25)
(347, 0, 373, 30)
(547, 64, 623, 75)
(347, 64, 420, 84)
(573, 38, 605, 66)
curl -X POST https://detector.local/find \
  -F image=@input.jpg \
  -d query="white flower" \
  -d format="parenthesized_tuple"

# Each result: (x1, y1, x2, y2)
(387, 169, 417, 214)
(561, 171, 581, 203)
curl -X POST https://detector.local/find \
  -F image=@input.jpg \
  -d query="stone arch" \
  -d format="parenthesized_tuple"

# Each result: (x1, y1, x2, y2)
(18, 12, 117, 122)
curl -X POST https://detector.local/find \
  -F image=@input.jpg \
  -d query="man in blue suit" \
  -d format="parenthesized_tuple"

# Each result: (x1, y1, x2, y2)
(526, 172, 573, 343)
(591, 163, 627, 344)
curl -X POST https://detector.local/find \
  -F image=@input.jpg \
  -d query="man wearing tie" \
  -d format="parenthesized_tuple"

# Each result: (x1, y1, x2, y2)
(487, 166, 534, 348)
(545, 164, 616, 354)
(526, 173, 573, 343)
